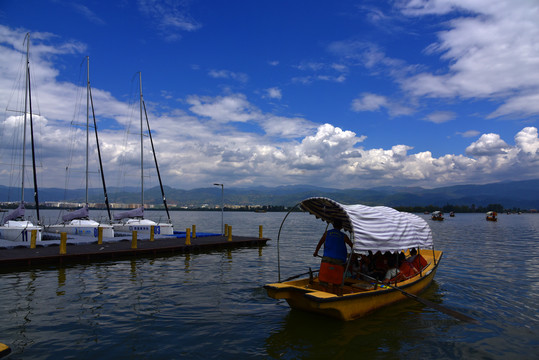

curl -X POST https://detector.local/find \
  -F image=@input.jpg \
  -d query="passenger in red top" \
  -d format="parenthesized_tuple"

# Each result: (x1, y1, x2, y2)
(408, 248, 427, 271)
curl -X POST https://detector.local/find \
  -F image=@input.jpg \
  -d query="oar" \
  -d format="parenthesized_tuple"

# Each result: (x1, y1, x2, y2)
(280, 268, 318, 283)
(359, 272, 478, 324)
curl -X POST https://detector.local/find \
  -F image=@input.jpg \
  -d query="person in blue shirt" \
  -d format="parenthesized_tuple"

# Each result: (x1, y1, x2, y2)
(313, 219, 354, 288)
(313, 219, 353, 264)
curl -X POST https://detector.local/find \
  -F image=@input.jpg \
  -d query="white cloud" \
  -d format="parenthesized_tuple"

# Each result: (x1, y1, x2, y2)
(351, 93, 388, 111)
(186, 94, 261, 123)
(208, 69, 249, 83)
(457, 130, 480, 138)
(1, 25, 538, 192)
(515, 127, 539, 156)
(137, 0, 201, 41)
(399, 0, 539, 118)
(265, 87, 282, 100)
(424, 111, 456, 124)
(71, 3, 105, 25)
(262, 116, 316, 138)
(351, 93, 415, 117)
(465, 133, 510, 156)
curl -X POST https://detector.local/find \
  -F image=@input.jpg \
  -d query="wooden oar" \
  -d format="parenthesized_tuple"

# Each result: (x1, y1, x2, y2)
(280, 268, 318, 283)
(359, 272, 478, 324)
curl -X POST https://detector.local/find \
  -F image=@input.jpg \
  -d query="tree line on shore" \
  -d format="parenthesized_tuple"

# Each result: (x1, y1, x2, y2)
(3, 203, 534, 214)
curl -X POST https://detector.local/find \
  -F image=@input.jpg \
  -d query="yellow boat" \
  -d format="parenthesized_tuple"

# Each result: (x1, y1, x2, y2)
(265, 197, 443, 321)
(486, 211, 497, 221)
(431, 211, 444, 221)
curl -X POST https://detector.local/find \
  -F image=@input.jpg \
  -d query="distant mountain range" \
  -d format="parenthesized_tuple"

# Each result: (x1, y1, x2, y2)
(1, 179, 538, 209)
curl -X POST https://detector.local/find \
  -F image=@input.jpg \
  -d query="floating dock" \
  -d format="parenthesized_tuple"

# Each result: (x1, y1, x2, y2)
(0, 232, 270, 268)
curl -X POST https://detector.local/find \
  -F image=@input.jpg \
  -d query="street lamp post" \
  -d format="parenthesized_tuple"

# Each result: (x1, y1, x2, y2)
(213, 183, 224, 235)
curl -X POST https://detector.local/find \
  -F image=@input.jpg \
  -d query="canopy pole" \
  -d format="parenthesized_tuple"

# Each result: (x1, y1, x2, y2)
(276, 202, 301, 282)
(340, 229, 354, 291)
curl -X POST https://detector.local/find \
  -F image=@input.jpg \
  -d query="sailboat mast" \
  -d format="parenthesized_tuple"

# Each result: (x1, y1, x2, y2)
(139, 72, 144, 208)
(26, 34, 40, 222)
(21, 34, 29, 205)
(142, 100, 171, 222)
(88, 59, 112, 221)
(86, 56, 90, 205)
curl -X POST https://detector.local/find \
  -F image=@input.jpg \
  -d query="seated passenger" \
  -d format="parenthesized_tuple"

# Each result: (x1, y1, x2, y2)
(345, 253, 361, 279)
(372, 251, 389, 280)
(407, 248, 428, 272)
(383, 255, 400, 283)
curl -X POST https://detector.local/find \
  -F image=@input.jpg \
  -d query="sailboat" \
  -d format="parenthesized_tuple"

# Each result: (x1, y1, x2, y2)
(0, 33, 43, 242)
(45, 57, 114, 238)
(112, 72, 174, 236)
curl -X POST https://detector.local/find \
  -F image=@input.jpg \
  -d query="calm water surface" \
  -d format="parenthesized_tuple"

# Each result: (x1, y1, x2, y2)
(1, 210, 538, 359)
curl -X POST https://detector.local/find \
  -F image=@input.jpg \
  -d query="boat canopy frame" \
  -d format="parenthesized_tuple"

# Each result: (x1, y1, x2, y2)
(276, 197, 436, 282)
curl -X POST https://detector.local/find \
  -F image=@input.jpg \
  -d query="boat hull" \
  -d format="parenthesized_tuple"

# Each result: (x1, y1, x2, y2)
(113, 218, 174, 235)
(0, 221, 43, 242)
(265, 250, 443, 321)
(45, 219, 114, 238)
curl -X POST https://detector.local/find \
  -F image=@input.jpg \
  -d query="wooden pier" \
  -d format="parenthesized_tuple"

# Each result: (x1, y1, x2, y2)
(0, 233, 270, 268)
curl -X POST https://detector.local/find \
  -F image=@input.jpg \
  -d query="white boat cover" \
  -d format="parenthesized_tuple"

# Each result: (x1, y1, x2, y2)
(62, 204, 90, 222)
(300, 197, 433, 254)
(114, 206, 144, 221)
(3, 203, 25, 224)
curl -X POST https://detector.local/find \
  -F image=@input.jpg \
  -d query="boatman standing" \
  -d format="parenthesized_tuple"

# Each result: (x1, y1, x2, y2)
(313, 219, 354, 287)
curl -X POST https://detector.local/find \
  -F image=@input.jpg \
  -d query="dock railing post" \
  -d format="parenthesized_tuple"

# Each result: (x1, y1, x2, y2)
(259, 225, 263, 239)
(131, 231, 137, 249)
(192, 225, 196, 239)
(150, 226, 155, 242)
(227, 225, 232, 242)
(224, 224, 228, 237)
(60, 232, 67, 254)
(186, 228, 191, 245)
(30, 230, 37, 248)
(98, 227, 103, 245)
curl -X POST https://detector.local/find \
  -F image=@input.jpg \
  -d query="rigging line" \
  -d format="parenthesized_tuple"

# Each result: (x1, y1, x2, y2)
(142, 98, 171, 221)
(63, 58, 86, 201)
(89, 78, 112, 221)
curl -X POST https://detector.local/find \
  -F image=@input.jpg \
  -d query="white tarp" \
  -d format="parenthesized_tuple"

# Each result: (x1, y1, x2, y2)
(300, 197, 433, 254)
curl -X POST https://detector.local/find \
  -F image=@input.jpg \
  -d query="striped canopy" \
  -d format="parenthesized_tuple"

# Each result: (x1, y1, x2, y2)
(300, 197, 433, 254)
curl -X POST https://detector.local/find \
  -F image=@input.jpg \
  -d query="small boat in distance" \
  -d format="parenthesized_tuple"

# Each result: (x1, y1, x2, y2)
(431, 211, 444, 221)
(112, 72, 173, 236)
(0, 33, 43, 242)
(264, 197, 443, 321)
(450, 211, 455, 217)
(486, 211, 498, 222)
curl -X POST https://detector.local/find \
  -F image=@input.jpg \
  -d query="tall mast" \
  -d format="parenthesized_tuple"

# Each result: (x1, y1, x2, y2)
(139, 72, 144, 209)
(26, 34, 40, 222)
(21, 34, 29, 205)
(86, 56, 90, 204)
(88, 58, 112, 221)
(142, 95, 171, 222)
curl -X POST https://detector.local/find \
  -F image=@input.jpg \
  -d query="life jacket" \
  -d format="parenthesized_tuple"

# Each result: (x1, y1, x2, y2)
(323, 229, 347, 263)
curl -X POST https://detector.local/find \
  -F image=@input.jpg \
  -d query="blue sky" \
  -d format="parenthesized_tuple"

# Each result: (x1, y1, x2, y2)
(0, 0, 538, 192)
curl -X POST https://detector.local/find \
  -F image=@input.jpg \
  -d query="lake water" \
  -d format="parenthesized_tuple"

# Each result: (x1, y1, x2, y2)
(1, 210, 538, 359)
